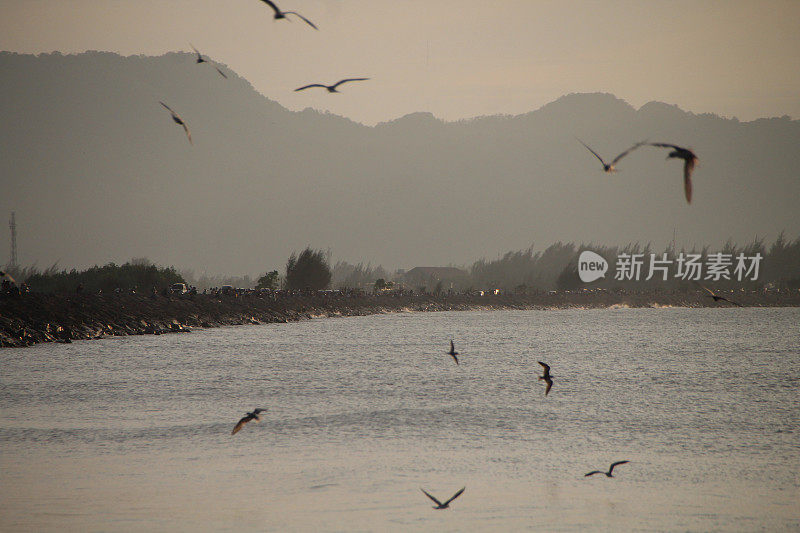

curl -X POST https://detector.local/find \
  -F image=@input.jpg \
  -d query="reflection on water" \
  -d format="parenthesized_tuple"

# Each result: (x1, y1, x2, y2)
(1, 308, 798, 531)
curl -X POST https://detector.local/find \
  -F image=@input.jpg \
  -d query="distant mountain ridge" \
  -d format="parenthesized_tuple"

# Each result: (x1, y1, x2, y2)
(1, 51, 798, 275)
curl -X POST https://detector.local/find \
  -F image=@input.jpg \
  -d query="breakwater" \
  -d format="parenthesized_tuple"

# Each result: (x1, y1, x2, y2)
(1, 288, 798, 348)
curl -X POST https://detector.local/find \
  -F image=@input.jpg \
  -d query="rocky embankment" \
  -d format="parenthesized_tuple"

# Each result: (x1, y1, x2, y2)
(1, 289, 798, 348)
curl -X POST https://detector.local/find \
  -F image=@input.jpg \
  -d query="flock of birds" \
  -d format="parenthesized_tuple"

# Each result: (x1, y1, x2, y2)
(157, 0, 734, 512)
(230, 341, 630, 511)
(157, 0, 700, 206)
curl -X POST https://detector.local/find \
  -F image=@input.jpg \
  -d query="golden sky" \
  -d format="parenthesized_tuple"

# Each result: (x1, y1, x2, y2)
(2, 0, 799, 124)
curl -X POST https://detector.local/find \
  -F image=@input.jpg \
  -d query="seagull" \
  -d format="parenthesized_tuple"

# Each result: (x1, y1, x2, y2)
(538, 361, 553, 396)
(649, 143, 698, 204)
(159, 102, 192, 145)
(585, 460, 630, 477)
(420, 487, 465, 510)
(577, 139, 645, 173)
(258, 0, 318, 29)
(231, 408, 268, 435)
(295, 78, 370, 93)
(190, 44, 227, 78)
(447, 340, 459, 365)
(695, 282, 743, 307)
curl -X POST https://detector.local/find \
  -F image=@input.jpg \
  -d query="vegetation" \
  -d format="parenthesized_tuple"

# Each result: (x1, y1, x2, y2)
(21, 258, 184, 294)
(285, 248, 331, 290)
(256, 270, 280, 290)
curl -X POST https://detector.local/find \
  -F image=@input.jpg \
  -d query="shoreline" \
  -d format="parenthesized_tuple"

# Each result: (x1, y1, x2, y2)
(2, 289, 798, 348)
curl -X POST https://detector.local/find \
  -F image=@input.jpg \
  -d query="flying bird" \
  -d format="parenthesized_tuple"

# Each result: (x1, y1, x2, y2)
(577, 139, 645, 173)
(585, 460, 630, 477)
(420, 487, 465, 510)
(190, 44, 227, 78)
(649, 143, 698, 204)
(538, 361, 553, 396)
(695, 282, 742, 307)
(294, 78, 370, 93)
(231, 408, 268, 435)
(447, 340, 460, 365)
(258, 0, 318, 29)
(159, 101, 192, 145)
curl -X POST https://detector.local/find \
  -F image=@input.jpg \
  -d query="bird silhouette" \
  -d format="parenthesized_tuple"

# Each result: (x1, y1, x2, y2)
(295, 78, 370, 93)
(538, 361, 553, 396)
(447, 340, 459, 365)
(190, 44, 227, 78)
(231, 408, 268, 435)
(585, 460, 629, 477)
(695, 282, 742, 307)
(420, 487, 465, 509)
(258, 0, 317, 29)
(577, 139, 645, 172)
(649, 143, 698, 204)
(159, 102, 192, 145)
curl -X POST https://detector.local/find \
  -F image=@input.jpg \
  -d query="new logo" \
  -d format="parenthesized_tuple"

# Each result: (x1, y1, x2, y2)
(578, 250, 608, 282)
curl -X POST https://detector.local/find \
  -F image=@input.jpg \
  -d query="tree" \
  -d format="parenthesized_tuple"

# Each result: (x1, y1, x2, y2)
(256, 270, 280, 290)
(285, 248, 331, 290)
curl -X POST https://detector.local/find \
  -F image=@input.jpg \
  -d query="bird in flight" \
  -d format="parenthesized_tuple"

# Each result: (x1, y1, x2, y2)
(649, 143, 698, 204)
(258, 0, 318, 29)
(159, 102, 192, 145)
(420, 487, 465, 510)
(585, 460, 630, 478)
(295, 78, 370, 93)
(190, 44, 227, 78)
(538, 361, 553, 396)
(577, 139, 645, 173)
(446, 340, 460, 365)
(231, 408, 268, 435)
(695, 282, 742, 307)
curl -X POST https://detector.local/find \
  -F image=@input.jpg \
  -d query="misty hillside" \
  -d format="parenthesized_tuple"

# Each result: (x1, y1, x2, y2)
(1, 51, 798, 275)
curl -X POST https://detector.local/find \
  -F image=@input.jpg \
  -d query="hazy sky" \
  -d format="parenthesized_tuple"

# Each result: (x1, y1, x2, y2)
(2, 0, 799, 125)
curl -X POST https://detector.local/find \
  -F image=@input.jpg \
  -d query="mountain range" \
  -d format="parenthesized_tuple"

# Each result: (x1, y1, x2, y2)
(1, 51, 798, 275)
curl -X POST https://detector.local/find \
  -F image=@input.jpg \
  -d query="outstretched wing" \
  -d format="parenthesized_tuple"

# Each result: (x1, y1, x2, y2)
(608, 460, 629, 474)
(231, 415, 251, 435)
(213, 65, 228, 79)
(259, 0, 281, 16)
(694, 282, 716, 298)
(331, 78, 370, 89)
(544, 378, 553, 396)
(576, 138, 607, 167)
(584, 470, 603, 477)
(159, 101, 176, 114)
(181, 123, 192, 145)
(420, 488, 443, 507)
(190, 43, 203, 60)
(443, 487, 465, 506)
(610, 141, 646, 165)
(649, 142, 681, 150)
(538, 361, 550, 374)
(285, 11, 318, 29)
(683, 158, 695, 204)
(719, 296, 743, 307)
(294, 84, 328, 92)
(450, 340, 455, 352)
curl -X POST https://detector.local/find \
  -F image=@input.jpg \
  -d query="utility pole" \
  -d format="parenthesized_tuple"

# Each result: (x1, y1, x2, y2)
(9, 212, 17, 268)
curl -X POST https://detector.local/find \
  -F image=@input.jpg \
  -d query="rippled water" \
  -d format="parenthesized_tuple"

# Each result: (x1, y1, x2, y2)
(1, 308, 798, 531)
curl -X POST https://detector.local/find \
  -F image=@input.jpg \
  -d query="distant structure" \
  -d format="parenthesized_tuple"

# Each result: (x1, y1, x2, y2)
(8, 212, 17, 268)
(403, 266, 470, 293)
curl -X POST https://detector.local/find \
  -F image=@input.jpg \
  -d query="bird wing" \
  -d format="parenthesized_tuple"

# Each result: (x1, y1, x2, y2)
(538, 361, 550, 373)
(720, 296, 743, 307)
(284, 12, 318, 29)
(695, 282, 716, 297)
(450, 340, 455, 352)
(213, 65, 228, 78)
(683, 158, 694, 204)
(190, 44, 203, 60)
(259, 0, 281, 16)
(576, 139, 607, 167)
(231, 415, 251, 435)
(181, 123, 192, 145)
(331, 78, 370, 89)
(545, 378, 553, 396)
(420, 489, 443, 507)
(610, 141, 646, 165)
(443, 487, 465, 506)
(294, 84, 328, 92)
(451, 353, 459, 365)
(608, 460, 629, 474)
(159, 101, 175, 114)
(649, 142, 681, 150)
(584, 470, 602, 477)
(254, 408, 267, 414)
